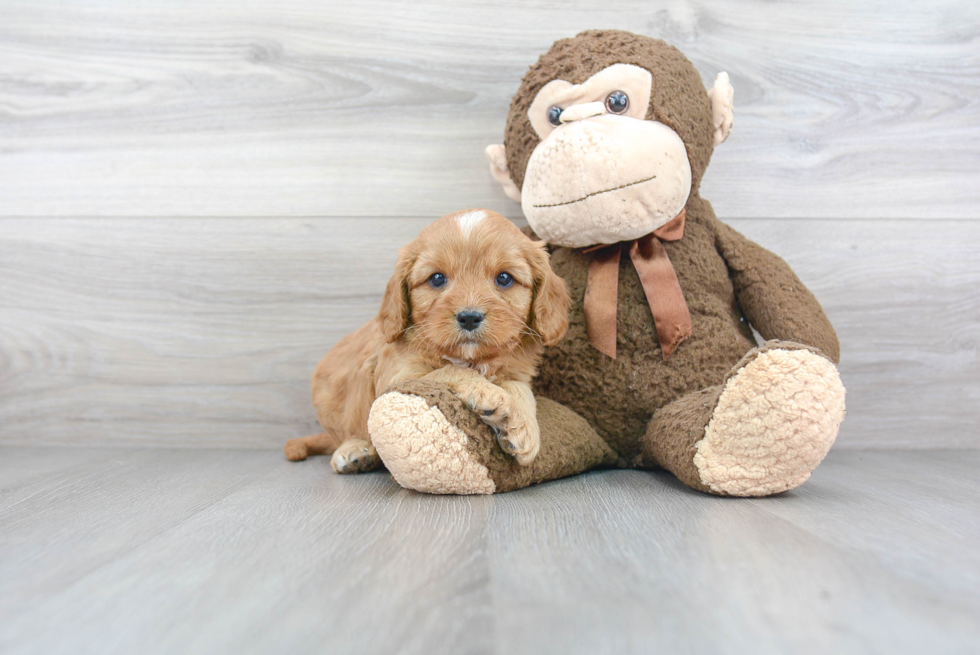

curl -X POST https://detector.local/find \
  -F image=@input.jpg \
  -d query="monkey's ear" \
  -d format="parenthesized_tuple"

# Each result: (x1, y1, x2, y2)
(485, 144, 522, 202)
(709, 72, 734, 146)
(377, 247, 414, 343)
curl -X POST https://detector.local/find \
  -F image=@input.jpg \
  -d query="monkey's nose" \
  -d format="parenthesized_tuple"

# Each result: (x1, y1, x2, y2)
(456, 310, 485, 332)
(559, 101, 605, 123)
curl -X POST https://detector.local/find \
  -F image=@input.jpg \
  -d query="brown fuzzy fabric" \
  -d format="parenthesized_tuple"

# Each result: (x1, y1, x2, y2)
(505, 30, 715, 195)
(532, 195, 840, 460)
(713, 221, 841, 362)
(391, 378, 618, 492)
(640, 385, 724, 494)
(639, 340, 830, 494)
(504, 32, 840, 464)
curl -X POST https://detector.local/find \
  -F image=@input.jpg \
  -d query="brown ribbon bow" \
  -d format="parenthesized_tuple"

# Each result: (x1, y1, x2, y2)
(582, 209, 692, 360)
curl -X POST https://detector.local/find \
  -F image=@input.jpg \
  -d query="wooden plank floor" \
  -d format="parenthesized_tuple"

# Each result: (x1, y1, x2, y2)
(1, 447, 978, 654)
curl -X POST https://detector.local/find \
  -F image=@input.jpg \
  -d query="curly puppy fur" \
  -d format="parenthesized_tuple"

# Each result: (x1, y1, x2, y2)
(284, 209, 569, 472)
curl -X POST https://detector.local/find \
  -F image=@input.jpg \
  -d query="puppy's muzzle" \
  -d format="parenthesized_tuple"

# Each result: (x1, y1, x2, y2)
(456, 310, 485, 332)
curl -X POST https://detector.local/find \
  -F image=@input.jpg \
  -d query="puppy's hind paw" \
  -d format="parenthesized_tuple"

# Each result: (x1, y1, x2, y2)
(331, 440, 381, 474)
(284, 438, 309, 461)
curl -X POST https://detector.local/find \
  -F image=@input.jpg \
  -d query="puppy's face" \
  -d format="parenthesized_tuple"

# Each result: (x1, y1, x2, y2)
(378, 209, 568, 361)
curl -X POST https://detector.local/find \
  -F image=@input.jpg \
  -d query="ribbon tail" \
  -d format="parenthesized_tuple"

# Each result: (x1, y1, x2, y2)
(584, 246, 621, 359)
(629, 235, 693, 360)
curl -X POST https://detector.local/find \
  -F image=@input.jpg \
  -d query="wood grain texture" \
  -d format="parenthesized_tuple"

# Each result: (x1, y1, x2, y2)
(0, 447, 493, 655)
(1, 447, 978, 654)
(1, 217, 977, 449)
(1, 0, 978, 219)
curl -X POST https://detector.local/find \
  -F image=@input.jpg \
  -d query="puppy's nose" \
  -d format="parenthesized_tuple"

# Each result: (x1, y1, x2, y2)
(456, 310, 485, 332)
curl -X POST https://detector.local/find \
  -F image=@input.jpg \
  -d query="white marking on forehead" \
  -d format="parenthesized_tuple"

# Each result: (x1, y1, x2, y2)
(456, 210, 487, 237)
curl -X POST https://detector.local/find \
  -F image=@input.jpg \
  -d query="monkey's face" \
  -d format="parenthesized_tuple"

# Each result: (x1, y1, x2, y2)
(520, 64, 692, 248)
(485, 32, 735, 250)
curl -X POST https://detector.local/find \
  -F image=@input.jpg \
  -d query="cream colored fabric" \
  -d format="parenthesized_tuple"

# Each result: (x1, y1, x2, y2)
(558, 101, 605, 124)
(368, 391, 496, 495)
(526, 64, 653, 140)
(521, 114, 691, 248)
(708, 72, 734, 146)
(694, 348, 846, 496)
(484, 144, 521, 202)
(519, 63, 691, 249)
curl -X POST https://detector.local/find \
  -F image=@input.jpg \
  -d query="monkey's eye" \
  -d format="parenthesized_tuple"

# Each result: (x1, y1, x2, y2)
(547, 106, 563, 126)
(495, 272, 514, 288)
(605, 90, 629, 114)
(429, 272, 447, 288)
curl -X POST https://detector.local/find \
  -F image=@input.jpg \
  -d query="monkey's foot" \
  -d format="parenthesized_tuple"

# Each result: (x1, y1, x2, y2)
(699, 342, 845, 495)
(368, 379, 617, 495)
(645, 341, 845, 496)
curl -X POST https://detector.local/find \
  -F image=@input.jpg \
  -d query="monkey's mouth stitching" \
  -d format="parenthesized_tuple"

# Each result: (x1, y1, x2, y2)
(532, 174, 657, 208)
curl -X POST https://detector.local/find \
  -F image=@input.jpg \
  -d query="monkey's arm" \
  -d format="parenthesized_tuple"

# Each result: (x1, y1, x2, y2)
(711, 218, 840, 363)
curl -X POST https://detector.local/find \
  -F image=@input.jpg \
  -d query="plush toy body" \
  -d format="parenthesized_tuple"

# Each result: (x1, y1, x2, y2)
(368, 31, 845, 496)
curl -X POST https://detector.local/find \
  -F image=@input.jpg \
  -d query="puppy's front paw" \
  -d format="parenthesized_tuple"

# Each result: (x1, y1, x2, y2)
(458, 382, 511, 430)
(331, 440, 381, 474)
(497, 420, 541, 467)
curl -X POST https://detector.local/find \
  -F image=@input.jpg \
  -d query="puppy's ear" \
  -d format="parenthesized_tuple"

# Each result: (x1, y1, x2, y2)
(527, 242, 570, 346)
(377, 246, 415, 343)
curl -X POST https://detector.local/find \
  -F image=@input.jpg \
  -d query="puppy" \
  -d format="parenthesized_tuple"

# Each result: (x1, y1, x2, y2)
(284, 209, 569, 474)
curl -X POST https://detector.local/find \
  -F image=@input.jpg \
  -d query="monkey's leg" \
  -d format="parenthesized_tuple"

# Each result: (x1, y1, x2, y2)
(368, 379, 618, 494)
(641, 340, 845, 496)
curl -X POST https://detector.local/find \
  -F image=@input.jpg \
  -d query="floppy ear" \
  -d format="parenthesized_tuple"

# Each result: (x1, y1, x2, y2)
(485, 144, 522, 202)
(527, 242, 570, 346)
(377, 246, 415, 343)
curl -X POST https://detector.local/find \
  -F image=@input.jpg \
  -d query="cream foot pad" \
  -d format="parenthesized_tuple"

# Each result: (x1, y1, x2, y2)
(694, 347, 846, 496)
(368, 391, 496, 495)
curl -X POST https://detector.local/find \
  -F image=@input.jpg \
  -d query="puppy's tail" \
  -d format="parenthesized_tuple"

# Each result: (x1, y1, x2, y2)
(283, 431, 345, 461)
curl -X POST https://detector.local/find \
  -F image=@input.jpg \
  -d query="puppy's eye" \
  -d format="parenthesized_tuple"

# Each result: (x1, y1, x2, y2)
(495, 272, 514, 288)
(429, 272, 447, 288)
(547, 106, 563, 126)
(605, 90, 629, 114)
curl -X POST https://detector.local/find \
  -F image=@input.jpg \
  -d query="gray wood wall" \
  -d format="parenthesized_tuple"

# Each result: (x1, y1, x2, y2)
(1, 0, 978, 449)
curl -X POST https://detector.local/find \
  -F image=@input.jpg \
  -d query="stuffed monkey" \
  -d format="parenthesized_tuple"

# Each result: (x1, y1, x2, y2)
(368, 30, 845, 496)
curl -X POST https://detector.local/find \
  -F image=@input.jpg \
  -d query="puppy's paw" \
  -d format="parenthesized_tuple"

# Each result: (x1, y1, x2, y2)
(497, 420, 541, 467)
(284, 438, 309, 461)
(457, 381, 512, 429)
(331, 440, 381, 474)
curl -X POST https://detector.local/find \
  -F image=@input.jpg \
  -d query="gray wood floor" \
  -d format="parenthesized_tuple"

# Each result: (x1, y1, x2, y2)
(1, 447, 978, 655)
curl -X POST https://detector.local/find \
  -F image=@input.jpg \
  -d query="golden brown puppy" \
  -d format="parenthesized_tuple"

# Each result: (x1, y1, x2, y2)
(284, 209, 569, 473)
